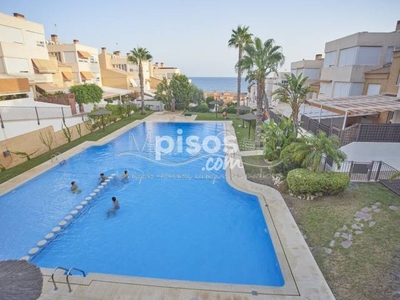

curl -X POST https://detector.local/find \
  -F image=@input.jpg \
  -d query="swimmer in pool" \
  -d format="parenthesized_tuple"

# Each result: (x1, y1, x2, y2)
(70, 181, 81, 194)
(107, 196, 120, 217)
(121, 170, 129, 182)
(99, 173, 107, 183)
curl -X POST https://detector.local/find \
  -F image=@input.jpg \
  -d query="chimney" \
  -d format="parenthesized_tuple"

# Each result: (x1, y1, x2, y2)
(113, 51, 120, 56)
(126, 53, 130, 57)
(13, 13, 25, 19)
(396, 20, 400, 32)
(315, 54, 323, 60)
(101, 47, 107, 53)
(160, 62, 164, 68)
(155, 62, 159, 68)
(73, 39, 79, 44)
(51, 34, 59, 44)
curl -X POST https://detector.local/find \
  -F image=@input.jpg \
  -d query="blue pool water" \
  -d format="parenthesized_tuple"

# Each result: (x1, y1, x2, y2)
(0, 122, 284, 286)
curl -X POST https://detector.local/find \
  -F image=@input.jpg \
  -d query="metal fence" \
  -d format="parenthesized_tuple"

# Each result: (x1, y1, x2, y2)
(0, 106, 77, 128)
(299, 114, 400, 146)
(322, 159, 400, 195)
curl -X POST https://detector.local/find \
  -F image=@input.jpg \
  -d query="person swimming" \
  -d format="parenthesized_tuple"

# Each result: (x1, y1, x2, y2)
(70, 181, 81, 194)
(107, 196, 120, 217)
(100, 173, 107, 182)
(121, 170, 129, 182)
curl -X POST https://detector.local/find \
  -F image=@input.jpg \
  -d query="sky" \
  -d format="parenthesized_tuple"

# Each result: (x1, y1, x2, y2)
(2, 0, 400, 77)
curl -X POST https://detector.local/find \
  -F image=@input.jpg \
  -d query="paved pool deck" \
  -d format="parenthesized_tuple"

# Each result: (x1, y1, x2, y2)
(1, 111, 335, 299)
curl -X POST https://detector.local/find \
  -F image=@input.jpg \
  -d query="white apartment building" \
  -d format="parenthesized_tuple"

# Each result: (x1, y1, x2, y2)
(319, 21, 400, 99)
(0, 12, 56, 96)
(47, 35, 102, 86)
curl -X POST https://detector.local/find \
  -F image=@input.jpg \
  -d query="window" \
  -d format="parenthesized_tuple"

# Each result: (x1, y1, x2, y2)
(366, 84, 381, 95)
(25, 31, 45, 48)
(386, 47, 394, 64)
(4, 58, 29, 74)
(64, 52, 77, 63)
(356, 47, 381, 66)
(333, 82, 351, 98)
(303, 68, 320, 80)
(338, 47, 357, 66)
(323, 51, 337, 68)
(0, 25, 23, 44)
(49, 52, 62, 62)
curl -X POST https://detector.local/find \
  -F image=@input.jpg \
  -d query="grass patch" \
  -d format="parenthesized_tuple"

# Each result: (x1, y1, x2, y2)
(0, 112, 150, 184)
(194, 112, 257, 151)
(243, 155, 400, 300)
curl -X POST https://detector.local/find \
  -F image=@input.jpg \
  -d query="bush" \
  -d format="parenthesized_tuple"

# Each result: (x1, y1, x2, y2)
(188, 103, 209, 113)
(222, 104, 236, 114)
(287, 168, 350, 196)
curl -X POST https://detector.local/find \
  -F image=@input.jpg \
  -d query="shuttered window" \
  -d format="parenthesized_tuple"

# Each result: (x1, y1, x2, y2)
(356, 47, 381, 66)
(323, 51, 337, 68)
(338, 47, 357, 66)
(366, 84, 381, 95)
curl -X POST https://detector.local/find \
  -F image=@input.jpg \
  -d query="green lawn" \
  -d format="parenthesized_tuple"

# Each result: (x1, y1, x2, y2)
(0, 112, 151, 184)
(194, 112, 257, 151)
(242, 155, 400, 300)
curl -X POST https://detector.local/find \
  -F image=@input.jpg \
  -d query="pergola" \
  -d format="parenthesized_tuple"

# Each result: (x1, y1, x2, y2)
(307, 94, 400, 129)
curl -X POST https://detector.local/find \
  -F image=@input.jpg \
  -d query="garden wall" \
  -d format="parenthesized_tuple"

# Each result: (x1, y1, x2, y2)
(0, 122, 91, 169)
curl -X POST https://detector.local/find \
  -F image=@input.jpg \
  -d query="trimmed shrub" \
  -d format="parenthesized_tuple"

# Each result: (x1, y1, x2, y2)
(222, 104, 237, 114)
(188, 103, 209, 113)
(287, 168, 350, 196)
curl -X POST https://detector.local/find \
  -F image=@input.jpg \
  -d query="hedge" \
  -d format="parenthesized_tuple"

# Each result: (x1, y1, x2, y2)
(287, 168, 350, 196)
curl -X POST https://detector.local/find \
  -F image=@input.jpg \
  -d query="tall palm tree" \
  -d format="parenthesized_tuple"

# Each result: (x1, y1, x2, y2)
(291, 131, 347, 172)
(128, 47, 152, 114)
(273, 73, 313, 135)
(228, 25, 253, 113)
(238, 37, 285, 146)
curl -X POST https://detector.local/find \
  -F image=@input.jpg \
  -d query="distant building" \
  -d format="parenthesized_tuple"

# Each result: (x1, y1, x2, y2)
(291, 54, 324, 99)
(0, 12, 57, 97)
(319, 21, 400, 99)
(152, 62, 180, 81)
(47, 35, 102, 88)
(98, 48, 141, 91)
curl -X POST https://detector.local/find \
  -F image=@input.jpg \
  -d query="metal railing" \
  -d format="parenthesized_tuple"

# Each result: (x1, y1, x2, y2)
(51, 266, 86, 293)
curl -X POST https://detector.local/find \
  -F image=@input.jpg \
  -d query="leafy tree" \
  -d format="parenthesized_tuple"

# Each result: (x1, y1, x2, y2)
(170, 74, 192, 110)
(228, 25, 253, 114)
(189, 85, 205, 105)
(238, 37, 285, 147)
(128, 47, 153, 114)
(155, 78, 174, 111)
(272, 73, 313, 135)
(70, 84, 103, 112)
(206, 96, 216, 109)
(290, 131, 347, 172)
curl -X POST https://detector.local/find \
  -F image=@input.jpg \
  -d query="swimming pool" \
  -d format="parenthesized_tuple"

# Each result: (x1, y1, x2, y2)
(0, 122, 284, 286)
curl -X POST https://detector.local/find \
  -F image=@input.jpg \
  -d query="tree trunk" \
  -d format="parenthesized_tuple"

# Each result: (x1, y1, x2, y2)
(293, 105, 299, 137)
(236, 47, 242, 116)
(171, 95, 175, 112)
(139, 62, 145, 115)
(255, 80, 264, 147)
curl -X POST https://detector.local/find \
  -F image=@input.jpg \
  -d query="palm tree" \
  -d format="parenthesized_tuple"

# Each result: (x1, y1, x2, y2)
(238, 37, 285, 146)
(273, 73, 313, 135)
(291, 131, 347, 172)
(228, 25, 253, 113)
(128, 47, 152, 114)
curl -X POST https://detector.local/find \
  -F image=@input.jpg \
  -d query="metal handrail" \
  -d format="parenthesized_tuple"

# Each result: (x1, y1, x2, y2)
(51, 152, 66, 164)
(51, 266, 69, 291)
(66, 267, 86, 292)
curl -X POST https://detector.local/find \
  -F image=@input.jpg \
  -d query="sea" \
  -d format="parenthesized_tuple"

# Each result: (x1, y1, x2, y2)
(189, 77, 248, 93)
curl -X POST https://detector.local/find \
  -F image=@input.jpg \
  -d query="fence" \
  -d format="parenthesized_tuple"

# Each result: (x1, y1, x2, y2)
(322, 160, 400, 195)
(300, 114, 400, 146)
(0, 106, 83, 128)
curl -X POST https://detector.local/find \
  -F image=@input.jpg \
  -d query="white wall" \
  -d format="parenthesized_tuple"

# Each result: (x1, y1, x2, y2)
(0, 115, 87, 140)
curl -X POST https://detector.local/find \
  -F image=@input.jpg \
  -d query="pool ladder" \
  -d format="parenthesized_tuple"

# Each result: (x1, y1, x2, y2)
(51, 266, 86, 292)
(51, 152, 66, 165)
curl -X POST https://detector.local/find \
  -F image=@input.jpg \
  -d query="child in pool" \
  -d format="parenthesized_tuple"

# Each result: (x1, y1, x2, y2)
(70, 181, 81, 194)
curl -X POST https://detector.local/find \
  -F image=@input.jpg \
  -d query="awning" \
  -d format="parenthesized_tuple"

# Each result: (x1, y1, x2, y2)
(31, 59, 58, 74)
(61, 71, 74, 81)
(308, 94, 400, 117)
(80, 71, 94, 80)
(35, 83, 65, 93)
(0, 77, 30, 94)
(77, 51, 91, 59)
(129, 78, 138, 87)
